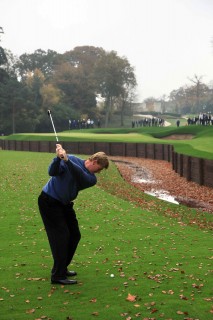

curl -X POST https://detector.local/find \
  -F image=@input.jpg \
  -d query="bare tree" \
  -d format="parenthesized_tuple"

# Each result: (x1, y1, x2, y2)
(188, 74, 204, 112)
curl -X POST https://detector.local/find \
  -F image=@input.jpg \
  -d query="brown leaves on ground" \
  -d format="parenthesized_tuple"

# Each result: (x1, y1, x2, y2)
(110, 156, 213, 215)
(95, 156, 213, 230)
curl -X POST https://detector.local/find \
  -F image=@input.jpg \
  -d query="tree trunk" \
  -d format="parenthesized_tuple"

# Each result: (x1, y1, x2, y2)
(120, 100, 125, 127)
(105, 96, 111, 127)
(12, 101, 15, 134)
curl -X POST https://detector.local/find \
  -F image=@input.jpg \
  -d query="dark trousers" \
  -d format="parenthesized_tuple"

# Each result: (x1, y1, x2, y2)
(38, 192, 81, 280)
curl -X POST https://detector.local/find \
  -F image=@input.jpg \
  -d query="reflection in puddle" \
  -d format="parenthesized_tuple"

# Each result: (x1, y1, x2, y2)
(144, 189, 179, 205)
(132, 178, 154, 184)
(132, 176, 179, 205)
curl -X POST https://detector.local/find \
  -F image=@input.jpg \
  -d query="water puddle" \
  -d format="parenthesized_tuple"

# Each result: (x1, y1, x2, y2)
(114, 159, 179, 205)
(113, 159, 212, 212)
(133, 178, 154, 184)
(144, 189, 179, 204)
(131, 168, 179, 205)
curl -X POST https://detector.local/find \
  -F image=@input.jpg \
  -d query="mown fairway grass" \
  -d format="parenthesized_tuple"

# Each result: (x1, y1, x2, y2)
(0, 150, 212, 320)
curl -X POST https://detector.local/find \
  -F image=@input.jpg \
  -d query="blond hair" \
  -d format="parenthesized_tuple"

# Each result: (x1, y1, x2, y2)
(89, 152, 109, 169)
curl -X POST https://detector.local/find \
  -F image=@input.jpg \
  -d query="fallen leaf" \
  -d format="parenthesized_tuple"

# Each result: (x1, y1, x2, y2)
(26, 309, 35, 314)
(126, 293, 137, 302)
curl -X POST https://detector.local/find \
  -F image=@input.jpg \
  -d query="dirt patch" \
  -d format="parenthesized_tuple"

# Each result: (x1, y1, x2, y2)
(161, 134, 195, 140)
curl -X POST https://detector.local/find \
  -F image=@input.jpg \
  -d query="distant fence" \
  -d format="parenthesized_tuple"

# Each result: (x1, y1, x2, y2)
(1, 140, 213, 188)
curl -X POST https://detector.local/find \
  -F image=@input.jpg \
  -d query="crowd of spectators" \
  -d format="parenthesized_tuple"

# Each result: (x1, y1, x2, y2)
(132, 117, 165, 128)
(68, 113, 213, 130)
(187, 113, 213, 125)
(69, 118, 101, 129)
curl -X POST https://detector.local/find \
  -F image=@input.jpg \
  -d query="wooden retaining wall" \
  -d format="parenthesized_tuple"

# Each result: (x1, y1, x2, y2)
(1, 140, 213, 188)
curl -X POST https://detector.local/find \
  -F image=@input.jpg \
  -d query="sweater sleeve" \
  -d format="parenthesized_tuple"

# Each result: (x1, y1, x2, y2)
(48, 157, 63, 176)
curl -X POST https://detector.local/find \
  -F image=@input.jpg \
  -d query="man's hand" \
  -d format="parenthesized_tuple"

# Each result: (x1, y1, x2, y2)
(56, 144, 68, 161)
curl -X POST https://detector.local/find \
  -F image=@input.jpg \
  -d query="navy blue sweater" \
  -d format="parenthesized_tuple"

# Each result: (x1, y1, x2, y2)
(42, 155, 97, 204)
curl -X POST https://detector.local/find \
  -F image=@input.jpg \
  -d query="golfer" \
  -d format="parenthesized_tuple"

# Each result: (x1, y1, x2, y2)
(38, 144, 109, 285)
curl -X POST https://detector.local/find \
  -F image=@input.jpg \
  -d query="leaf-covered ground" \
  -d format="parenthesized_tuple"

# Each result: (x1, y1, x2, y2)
(1, 151, 213, 319)
(110, 156, 213, 214)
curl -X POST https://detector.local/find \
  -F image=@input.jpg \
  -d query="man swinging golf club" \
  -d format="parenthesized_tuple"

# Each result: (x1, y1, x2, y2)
(38, 114, 109, 285)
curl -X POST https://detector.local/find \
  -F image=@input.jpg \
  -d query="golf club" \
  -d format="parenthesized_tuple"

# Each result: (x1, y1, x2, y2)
(47, 109, 59, 142)
(47, 110, 64, 158)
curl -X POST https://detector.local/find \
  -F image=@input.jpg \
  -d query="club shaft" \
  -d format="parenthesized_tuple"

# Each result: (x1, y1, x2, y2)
(49, 113, 59, 142)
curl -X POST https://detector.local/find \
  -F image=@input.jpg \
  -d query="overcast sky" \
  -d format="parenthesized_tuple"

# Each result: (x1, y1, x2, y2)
(1, 0, 213, 101)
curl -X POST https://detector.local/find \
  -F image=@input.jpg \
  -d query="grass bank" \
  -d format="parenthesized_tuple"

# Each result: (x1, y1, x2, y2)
(0, 150, 212, 320)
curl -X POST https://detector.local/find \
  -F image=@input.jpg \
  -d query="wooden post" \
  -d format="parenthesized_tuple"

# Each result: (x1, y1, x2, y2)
(153, 144, 156, 159)
(198, 158, 204, 185)
(144, 144, 147, 158)
(179, 154, 183, 176)
(186, 156, 191, 181)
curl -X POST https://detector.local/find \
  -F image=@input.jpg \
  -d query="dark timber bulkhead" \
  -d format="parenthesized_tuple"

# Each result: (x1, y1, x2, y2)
(1, 140, 213, 188)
